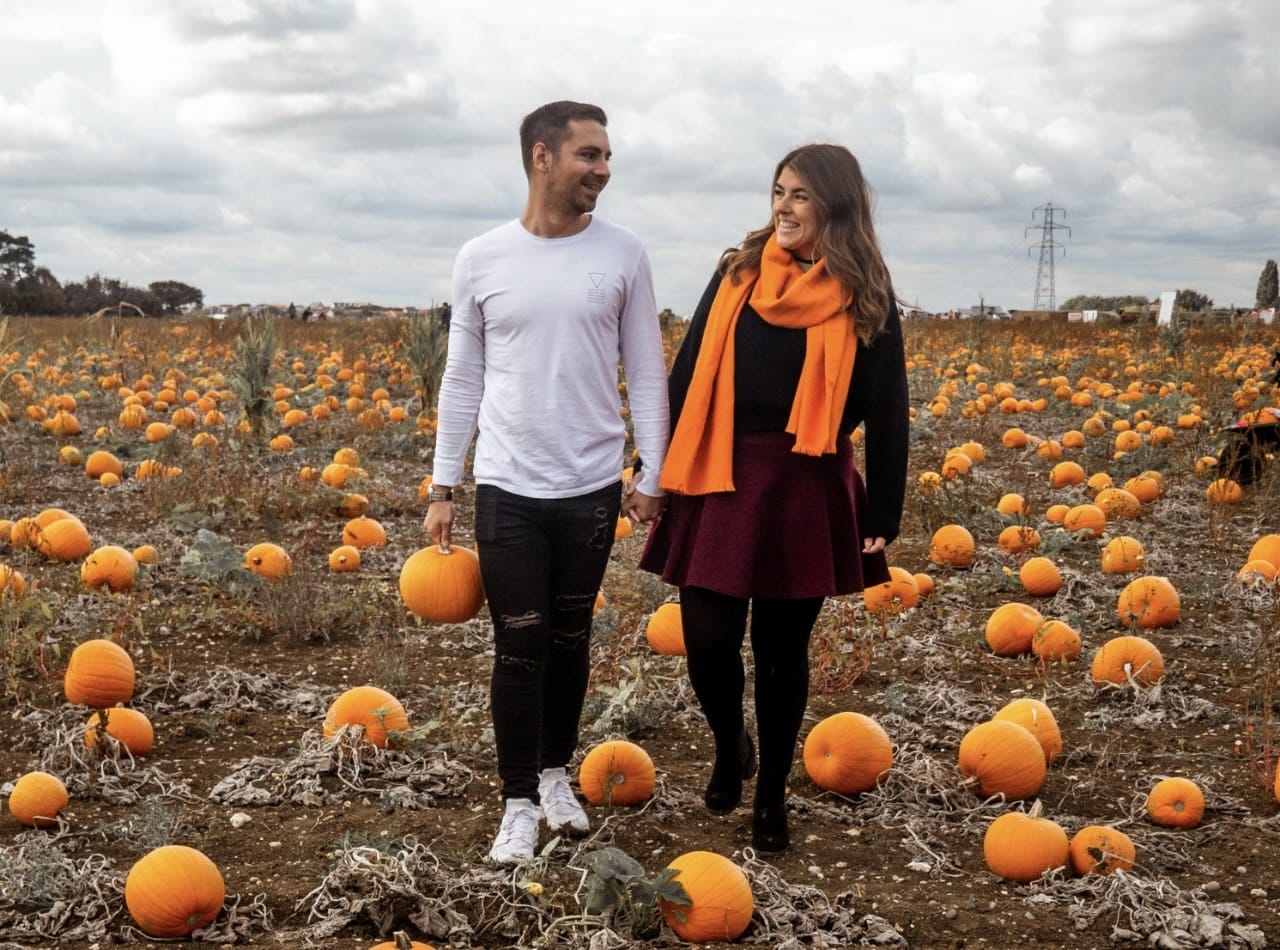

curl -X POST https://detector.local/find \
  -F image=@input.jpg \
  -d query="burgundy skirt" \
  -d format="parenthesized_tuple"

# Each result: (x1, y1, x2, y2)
(640, 431, 889, 600)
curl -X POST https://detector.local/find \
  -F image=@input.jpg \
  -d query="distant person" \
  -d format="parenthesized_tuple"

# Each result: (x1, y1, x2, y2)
(288, 302, 297, 320)
(640, 143, 909, 855)
(439, 301, 452, 330)
(426, 100, 669, 865)
(301, 307, 312, 321)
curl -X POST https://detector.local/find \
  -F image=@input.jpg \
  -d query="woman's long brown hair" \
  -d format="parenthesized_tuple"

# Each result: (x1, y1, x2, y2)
(721, 144, 894, 345)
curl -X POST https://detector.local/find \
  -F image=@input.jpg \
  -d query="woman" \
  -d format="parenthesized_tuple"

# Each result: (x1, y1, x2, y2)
(639, 143, 909, 853)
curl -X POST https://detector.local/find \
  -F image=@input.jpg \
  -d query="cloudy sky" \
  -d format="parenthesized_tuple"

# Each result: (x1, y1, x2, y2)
(3, 0, 1276, 314)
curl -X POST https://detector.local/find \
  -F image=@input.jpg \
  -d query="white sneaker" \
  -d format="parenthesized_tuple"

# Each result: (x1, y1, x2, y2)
(487, 798, 541, 865)
(538, 767, 590, 836)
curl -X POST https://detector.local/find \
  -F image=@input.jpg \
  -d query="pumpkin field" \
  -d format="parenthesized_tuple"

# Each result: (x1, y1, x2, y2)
(2, 312, 1280, 949)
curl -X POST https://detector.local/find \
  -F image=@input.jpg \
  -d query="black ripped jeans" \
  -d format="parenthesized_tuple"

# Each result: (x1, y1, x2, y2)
(474, 482, 621, 801)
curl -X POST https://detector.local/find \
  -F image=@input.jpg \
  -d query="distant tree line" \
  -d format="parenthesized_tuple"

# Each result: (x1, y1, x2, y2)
(1060, 262, 1279, 315)
(0, 229, 203, 316)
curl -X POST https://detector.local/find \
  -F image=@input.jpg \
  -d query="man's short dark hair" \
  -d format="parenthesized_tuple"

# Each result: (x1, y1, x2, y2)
(519, 101, 608, 175)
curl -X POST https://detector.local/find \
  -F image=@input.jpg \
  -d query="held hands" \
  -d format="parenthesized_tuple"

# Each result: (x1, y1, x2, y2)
(424, 502, 453, 553)
(622, 474, 664, 525)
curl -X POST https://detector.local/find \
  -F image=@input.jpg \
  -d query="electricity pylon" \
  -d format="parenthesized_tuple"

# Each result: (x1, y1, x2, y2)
(1026, 204, 1070, 310)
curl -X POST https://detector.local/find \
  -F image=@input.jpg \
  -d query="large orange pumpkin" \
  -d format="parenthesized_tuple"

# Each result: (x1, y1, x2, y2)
(243, 542, 293, 580)
(577, 739, 656, 806)
(1018, 557, 1061, 597)
(399, 545, 485, 623)
(1090, 635, 1164, 687)
(322, 686, 409, 748)
(1101, 536, 1145, 575)
(343, 516, 388, 549)
(6, 770, 69, 827)
(1247, 534, 1280, 568)
(125, 845, 225, 938)
(645, 602, 687, 655)
(659, 851, 753, 943)
(64, 638, 136, 707)
(984, 602, 1044, 656)
(1031, 619, 1082, 663)
(983, 803, 1069, 883)
(81, 545, 139, 592)
(862, 566, 920, 612)
(37, 516, 93, 561)
(1061, 503, 1106, 539)
(1116, 575, 1180, 629)
(802, 711, 893, 795)
(957, 720, 1046, 800)
(928, 524, 975, 568)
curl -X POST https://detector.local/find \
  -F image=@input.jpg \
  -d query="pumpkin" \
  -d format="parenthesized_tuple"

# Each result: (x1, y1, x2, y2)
(1048, 460, 1085, 488)
(1019, 557, 1061, 597)
(992, 698, 1062, 765)
(243, 542, 293, 580)
(659, 851, 753, 943)
(1069, 825, 1136, 876)
(645, 602, 686, 655)
(862, 566, 919, 612)
(268, 434, 294, 451)
(323, 685, 410, 748)
(81, 545, 139, 592)
(125, 845, 225, 938)
(1044, 503, 1069, 525)
(339, 493, 370, 517)
(1091, 635, 1164, 687)
(1101, 536, 1145, 575)
(995, 493, 1027, 517)
(64, 638, 136, 707)
(1094, 488, 1141, 520)
(398, 545, 485, 623)
(37, 516, 92, 561)
(577, 739, 657, 806)
(1002, 427, 1030, 449)
(912, 572, 935, 597)
(328, 545, 362, 572)
(85, 707, 155, 756)
(802, 711, 893, 795)
(984, 602, 1044, 656)
(1031, 619, 1081, 663)
(1238, 559, 1278, 586)
(929, 524, 975, 568)
(614, 515, 633, 539)
(1247, 534, 1280, 568)
(6, 770, 69, 827)
(1146, 777, 1205, 829)
(0, 564, 26, 598)
(1205, 478, 1243, 504)
(1123, 474, 1161, 503)
(957, 719, 1046, 800)
(1116, 575, 1180, 629)
(9, 516, 42, 549)
(369, 933, 436, 950)
(998, 525, 1040, 555)
(133, 544, 159, 565)
(1085, 471, 1113, 494)
(1061, 503, 1106, 539)
(343, 516, 388, 549)
(84, 449, 124, 479)
(333, 446, 361, 466)
(983, 801, 1069, 883)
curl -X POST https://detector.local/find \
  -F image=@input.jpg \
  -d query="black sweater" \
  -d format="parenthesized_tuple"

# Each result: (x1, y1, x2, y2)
(666, 269, 910, 545)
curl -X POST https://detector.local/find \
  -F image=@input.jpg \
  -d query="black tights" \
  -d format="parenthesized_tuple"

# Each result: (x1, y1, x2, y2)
(679, 586, 824, 807)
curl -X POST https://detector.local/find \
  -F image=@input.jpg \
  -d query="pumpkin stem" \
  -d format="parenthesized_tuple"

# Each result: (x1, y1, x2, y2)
(1028, 799, 1043, 819)
(393, 931, 412, 950)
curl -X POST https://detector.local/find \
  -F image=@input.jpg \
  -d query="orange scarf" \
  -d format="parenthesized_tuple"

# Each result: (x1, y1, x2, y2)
(660, 234, 856, 495)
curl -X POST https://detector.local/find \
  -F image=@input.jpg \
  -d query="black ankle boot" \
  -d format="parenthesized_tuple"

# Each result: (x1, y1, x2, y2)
(704, 732, 757, 814)
(752, 801, 790, 854)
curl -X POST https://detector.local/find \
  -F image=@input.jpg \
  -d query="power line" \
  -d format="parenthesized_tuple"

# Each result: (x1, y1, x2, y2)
(1027, 203, 1070, 310)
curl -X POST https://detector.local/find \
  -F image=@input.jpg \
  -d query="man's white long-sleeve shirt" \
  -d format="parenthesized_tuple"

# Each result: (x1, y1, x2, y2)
(432, 217, 669, 499)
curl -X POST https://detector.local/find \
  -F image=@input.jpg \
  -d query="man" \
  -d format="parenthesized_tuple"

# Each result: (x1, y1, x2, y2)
(426, 100, 668, 864)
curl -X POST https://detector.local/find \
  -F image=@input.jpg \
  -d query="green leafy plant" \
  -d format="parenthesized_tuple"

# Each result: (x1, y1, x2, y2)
(568, 846, 688, 939)
(228, 315, 278, 437)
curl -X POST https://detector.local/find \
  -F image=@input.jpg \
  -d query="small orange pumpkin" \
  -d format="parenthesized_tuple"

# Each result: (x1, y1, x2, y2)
(998, 525, 1041, 555)
(577, 739, 657, 806)
(1247, 534, 1280, 568)
(929, 524, 975, 568)
(369, 933, 436, 950)
(1061, 503, 1106, 539)
(64, 638, 136, 707)
(343, 516, 387, 549)
(37, 516, 93, 562)
(84, 450, 124, 479)
(125, 845, 225, 938)
(802, 711, 893, 795)
(322, 685, 410, 748)
(992, 698, 1062, 765)
(862, 566, 920, 613)
(645, 602, 686, 655)
(984, 602, 1044, 657)
(398, 545, 485, 623)
(658, 851, 753, 943)
(1018, 557, 1061, 597)
(983, 801, 1069, 883)
(1146, 777, 1205, 829)
(7, 770, 69, 827)
(243, 542, 293, 580)
(1069, 825, 1136, 876)
(85, 707, 155, 756)
(1031, 619, 1081, 663)
(1095, 487, 1141, 520)
(328, 545, 361, 572)
(1101, 536, 1145, 575)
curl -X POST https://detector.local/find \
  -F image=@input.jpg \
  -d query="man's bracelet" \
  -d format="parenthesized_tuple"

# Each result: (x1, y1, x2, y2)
(427, 485, 453, 503)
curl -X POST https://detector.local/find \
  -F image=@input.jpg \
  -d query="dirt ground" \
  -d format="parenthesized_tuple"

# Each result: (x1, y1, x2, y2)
(2, 318, 1280, 949)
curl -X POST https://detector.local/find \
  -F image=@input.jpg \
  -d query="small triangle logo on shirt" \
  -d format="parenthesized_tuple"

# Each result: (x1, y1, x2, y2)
(588, 273, 606, 288)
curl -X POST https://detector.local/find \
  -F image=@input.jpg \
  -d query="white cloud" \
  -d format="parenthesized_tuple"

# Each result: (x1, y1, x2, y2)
(0, 0, 1274, 313)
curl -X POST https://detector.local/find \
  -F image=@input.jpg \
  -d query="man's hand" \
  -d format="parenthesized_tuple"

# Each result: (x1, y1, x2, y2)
(424, 502, 454, 553)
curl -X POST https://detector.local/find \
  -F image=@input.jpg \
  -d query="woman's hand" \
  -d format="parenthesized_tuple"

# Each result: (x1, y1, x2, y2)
(862, 536, 887, 554)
